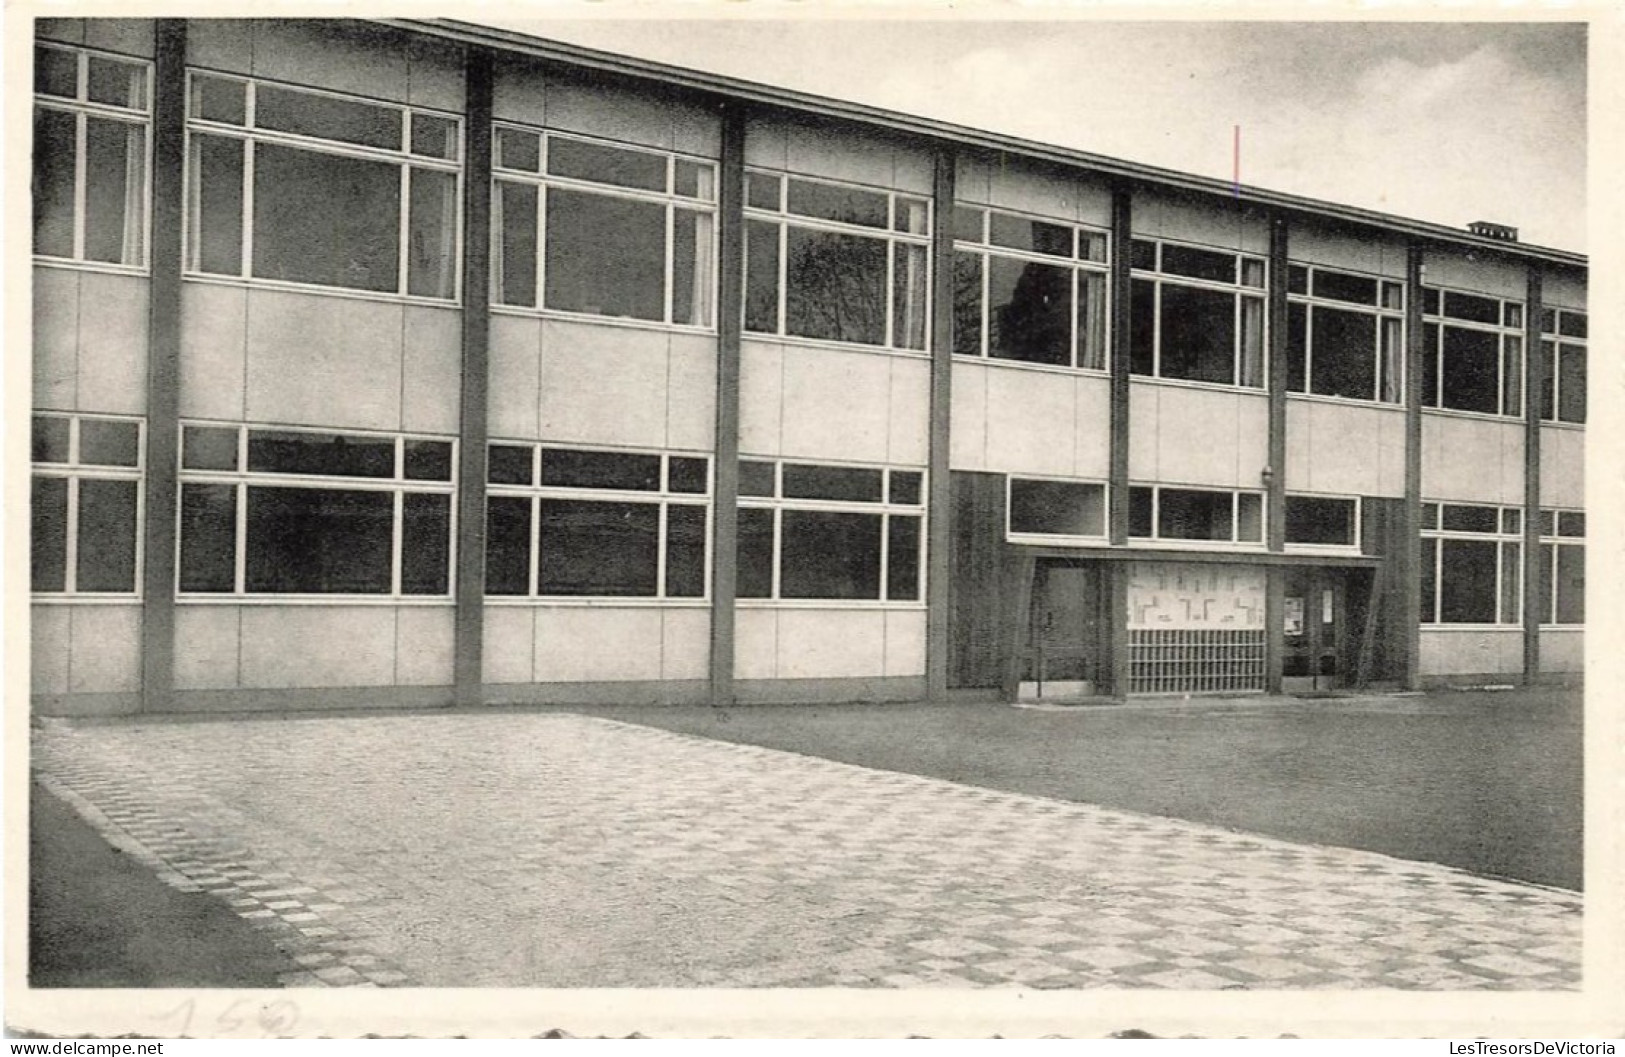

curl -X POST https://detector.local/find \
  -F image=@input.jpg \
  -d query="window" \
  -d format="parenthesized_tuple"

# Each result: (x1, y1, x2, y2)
(32, 414, 144, 596)
(492, 128, 715, 327)
(1127, 485, 1264, 546)
(1007, 478, 1107, 541)
(186, 73, 461, 299)
(33, 44, 150, 267)
(1539, 308, 1586, 425)
(1285, 265, 1404, 403)
(1536, 508, 1584, 626)
(177, 424, 454, 596)
(953, 206, 1108, 370)
(737, 460, 923, 601)
(1283, 494, 1359, 549)
(1130, 239, 1266, 388)
(1421, 288, 1524, 417)
(485, 444, 708, 598)
(745, 172, 929, 350)
(1419, 502, 1521, 625)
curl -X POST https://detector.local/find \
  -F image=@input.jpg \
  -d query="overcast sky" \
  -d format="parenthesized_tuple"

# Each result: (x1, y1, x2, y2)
(484, 17, 1587, 252)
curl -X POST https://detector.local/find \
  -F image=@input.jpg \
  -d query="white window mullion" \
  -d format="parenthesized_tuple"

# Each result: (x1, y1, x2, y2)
(776, 222, 788, 338)
(656, 502, 670, 600)
(1152, 283, 1162, 379)
(884, 240, 896, 349)
(980, 251, 991, 356)
(878, 512, 891, 602)
(397, 165, 412, 297)
(771, 507, 783, 600)
(72, 112, 88, 261)
(391, 489, 405, 596)
(535, 184, 547, 311)
(234, 481, 249, 594)
(63, 477, 81, 594)
(529, 494, 541, 597)
(240, 138, 256, 279)
(663, 203, 675, 325)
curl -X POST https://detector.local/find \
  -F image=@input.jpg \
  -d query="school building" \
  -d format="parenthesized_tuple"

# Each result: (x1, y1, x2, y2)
(29, 18, 1586, 715)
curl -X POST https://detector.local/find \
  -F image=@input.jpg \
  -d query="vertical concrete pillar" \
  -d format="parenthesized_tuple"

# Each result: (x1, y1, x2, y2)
(708, 103, 746, 707)
(1106, 187, 1134, 699)
(924, 146, 956, 702)
(1400, 244, 1426, 690)
(1264, 216, 1290, 694)
(1522, 267, 1544, 684)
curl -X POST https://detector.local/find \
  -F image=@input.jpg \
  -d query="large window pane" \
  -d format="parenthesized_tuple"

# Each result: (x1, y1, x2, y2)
(786, 180, 887, 228)
(255, 85, 400, 150)
(780, 510, 881, 600)
(547, 137, 665, 192)
(672, 208, 713, 327)
(1128, 486, 1153, 538)
(1077, 271, 1107, 370)
(407, 168, 456, 298)
(33, 108, 76, 258)
(1310, 306, 1377, 400)
(190, 134, 245, 275)
(988, 213, 1071, 257)
(31, 477, 68, 592)
(892, 242, 928, 350)
(1444, 292, 1500, 325)
(1009, 479, 1105, 536)
(952, 252, 983, 357)
(75, 479, 139, 591)
(887, 516, 921, 601)
(401, 492, 450, 595)
(1129, 279, 1156, 376)
(1499, 541, 1520, 625)
(1439, 327, 1500, 414)
(1555, 545, 1584, 624)
(782, 463, 883, 503)
(179, 483, 236, 592)
(540, 449, 661, 491)
(1157, 488, 1233, 541)
(1420, 538, 1437, 623)
(544, 188, 665, 321)
(737, 507, 774, 598)
(1160, 244, 1234, 283)
(988, 256, 1071, 367)
(1537, 543, 1554, 625)
(1438, 538, 1497, 623)
(248, 430, 395, 478)
(1311, 270, 1378, 305)
(485, 496, 532, 595)
(246, 487, 394, 593)
(664, 504, 707, 597)
(1286, 302, 1308, 392)
(253, 143, 400, 292)
(1284, 496, 1356, 546)
(744, 220, 780, 333)
(538, 500, 658, 596)
(783, 228, 887, 346)
(495, 181, 538, 306)
(1158, 285, 1236, 385)
(1558, 345, 1586, 423)
(83, 117, 144, 264)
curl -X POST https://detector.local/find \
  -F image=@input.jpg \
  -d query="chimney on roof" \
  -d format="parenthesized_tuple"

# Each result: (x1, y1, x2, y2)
(1468, 220, 1519, 242)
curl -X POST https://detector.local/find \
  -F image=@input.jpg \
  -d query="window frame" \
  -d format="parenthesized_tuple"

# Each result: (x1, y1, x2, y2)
(1537, 506, 1585, 627)
(1418, 500, 1523, 627)
(182, 70, 464, 303)
(32, 42, 153, 273)
(31, 412, 146, 601)
(1004, 475, 1110, 545)
(1285, 263, 1405, 405)
(743, 169, 933, 354)
(483, 441, 712, 602)
(1539, 307, 1586, 426)
(1126, 483, 1267, 549)
(489, 124, 719, 331)
(174, 422, 457, 601)
(1129, 237, 1268, 390)
(952, 205, 1111, 373)
(1420, 286, 1526, 420)
(1281, 492, 1362, 553)
(737, 458, 926, 605)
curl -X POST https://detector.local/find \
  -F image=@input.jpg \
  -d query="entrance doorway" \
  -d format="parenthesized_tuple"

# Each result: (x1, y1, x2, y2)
(1282, 568, 1346, 692)
(1019, 560, 1104, 701)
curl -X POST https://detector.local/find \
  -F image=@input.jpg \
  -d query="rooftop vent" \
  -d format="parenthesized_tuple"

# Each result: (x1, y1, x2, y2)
(1468, 221, 1519, 242)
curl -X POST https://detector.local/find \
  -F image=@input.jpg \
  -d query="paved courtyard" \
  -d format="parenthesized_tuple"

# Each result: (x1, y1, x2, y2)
(33, 711, 1580, 990)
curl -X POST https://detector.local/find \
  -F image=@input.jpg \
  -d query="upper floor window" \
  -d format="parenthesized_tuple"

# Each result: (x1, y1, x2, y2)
(33, 44, 150, 268)
(493, 128, 715, 327)
(185, 73, 461, 300)
(1128, 484, 1264, 546)
(952, 206, 1109, 371)
(1419, 501, 1521, 625)
(1421, 287, 1524, 418)
(1130, 239, 1266, 388)
(744, 172, 930, 351)
(1539, 308, 1586, 425)
(1286, 265, 1404, 404)
(32, 413, 144, 596)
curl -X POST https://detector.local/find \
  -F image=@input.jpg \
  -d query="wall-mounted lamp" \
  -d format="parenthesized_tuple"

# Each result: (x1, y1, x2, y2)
(1260, 465, 1275, 485)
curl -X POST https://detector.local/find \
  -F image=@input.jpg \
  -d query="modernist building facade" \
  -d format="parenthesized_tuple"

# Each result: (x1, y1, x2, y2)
(29, 17, 1587, 715)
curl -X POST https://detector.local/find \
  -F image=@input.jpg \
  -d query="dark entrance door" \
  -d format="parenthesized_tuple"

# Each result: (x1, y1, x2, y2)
(1020, 561, 1103, 700)
(1282, 567, 1345, 692)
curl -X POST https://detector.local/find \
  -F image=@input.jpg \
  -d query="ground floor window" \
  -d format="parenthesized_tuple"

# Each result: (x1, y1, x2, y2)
(1007, 477, 1107, 541)
(1128, 485, 1264, 546)
(1420, 502, 1521, 625)
(177, 423, 454, 597)
(738, 459, 923, 601)
(1283, 494, 1359, 549)
(1537, 509, 1584, 626)
(486, 444, 708, 599)
(31, 413, 143, 595)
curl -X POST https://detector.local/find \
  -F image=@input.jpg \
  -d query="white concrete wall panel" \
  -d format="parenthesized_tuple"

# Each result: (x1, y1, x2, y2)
(665, 332, 717, 452)
(983, 368, 1075, 477)
(887, 358, 931, 466)
(1423, 253, 1525, 300)
(1542, 272, 1586, 311)
(493, 57, 548, 125)
(76, 272, 149, 415)
(1127, 383, 1160, 481)
(1288, 400, 1403, 497)
(1539, 629, 1583, 674)
(546, 79, 680, 152)
(69, 605, 142, 694)
(780, 349, 892, 464)
(483, 607, 536, 684)
(1154, 387, 1268, 488)
(31, 606, 71, 695)
(776, 609, 887, 678)
(784, 117, 897, 188)
(660, 609, 711, 681)
(33, 267, 79, 411)
(1422, 415, 1524, 504)
(244, 290, 403, 431)
(955, 154, 993, 205)
(538, 321, 669, 449)
(947, 360, 989, 471)
(85, 19, 155, 57)
(174, 605, 242, 690)
(1539, 426, 1585, 509)
(1419, 629, 1522, 677)
(1377, 408, 1408, 497)
(251, 21, 410, 103)
(1073, 375, 1112, 479)
(985, 160, 1078, 223)
(488, 314, 542, 441)
(37, 19, 87, 45)
(401, 305, 461, 436)
(239, 606, 397, 688)
(1137, 192, 1268, 254)
(187, 20, 252, 73)
(884, 610, 927, 676)
(179, 282, 248, 421)
(733, 609, 779, 680)
(891, 148, 934, 197)
(738, 341, 784, 457)
(395, 606, 454, 686)
(742, 117, 788, 171)
(404, 34, 465, 112)
(533, 607, 663, 682)
(1289, 226, 1384, 275)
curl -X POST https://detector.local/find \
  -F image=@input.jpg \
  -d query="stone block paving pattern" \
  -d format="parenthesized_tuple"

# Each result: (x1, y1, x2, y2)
(32, 712, 1580, 990)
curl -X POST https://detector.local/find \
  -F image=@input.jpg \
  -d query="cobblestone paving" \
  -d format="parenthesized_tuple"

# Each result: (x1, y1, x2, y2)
(33, 713, 1580, 990)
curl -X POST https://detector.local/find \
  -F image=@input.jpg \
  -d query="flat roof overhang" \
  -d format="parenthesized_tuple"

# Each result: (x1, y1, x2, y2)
(383, 17, 1586, 272)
